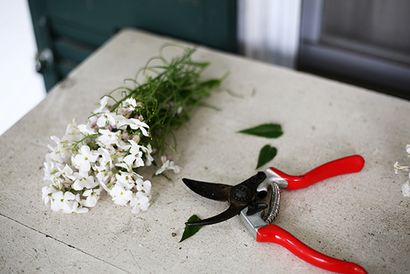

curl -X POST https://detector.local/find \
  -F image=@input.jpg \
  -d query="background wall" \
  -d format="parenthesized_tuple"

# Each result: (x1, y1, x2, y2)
(238, 0, 301, 68)
(0, 0, 45, 135)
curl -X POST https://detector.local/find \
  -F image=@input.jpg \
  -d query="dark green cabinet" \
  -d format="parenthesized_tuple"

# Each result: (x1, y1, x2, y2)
(28, 0, 238, 91)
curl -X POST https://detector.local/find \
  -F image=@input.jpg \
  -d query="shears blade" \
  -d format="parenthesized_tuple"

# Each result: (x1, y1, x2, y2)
(185, 204, 246, 226)
(182, 178, 232, 202)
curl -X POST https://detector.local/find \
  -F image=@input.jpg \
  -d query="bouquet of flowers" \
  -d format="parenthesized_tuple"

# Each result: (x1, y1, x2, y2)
(394, 144, 410, 197)
(42, 47, 223, 214)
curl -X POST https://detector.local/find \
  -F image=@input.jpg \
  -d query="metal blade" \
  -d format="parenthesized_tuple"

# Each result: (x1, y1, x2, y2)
(185, 204, 246, 226)
(182, 178, 232, 201)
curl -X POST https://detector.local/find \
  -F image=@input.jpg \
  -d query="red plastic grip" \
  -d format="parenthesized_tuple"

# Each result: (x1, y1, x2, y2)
(269, 155, 365, 190)
(256, 224, 367, 274)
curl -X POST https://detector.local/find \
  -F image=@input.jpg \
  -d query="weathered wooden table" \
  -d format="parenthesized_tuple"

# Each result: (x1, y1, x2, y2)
(1, 30, 409, 274)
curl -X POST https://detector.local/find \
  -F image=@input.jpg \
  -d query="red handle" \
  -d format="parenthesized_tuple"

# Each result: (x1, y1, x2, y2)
(256, 224, 367, 274)
(269, 155, 365, 190)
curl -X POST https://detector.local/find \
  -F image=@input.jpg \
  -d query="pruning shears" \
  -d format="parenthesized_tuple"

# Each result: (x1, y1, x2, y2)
(182, 155, 367, 274)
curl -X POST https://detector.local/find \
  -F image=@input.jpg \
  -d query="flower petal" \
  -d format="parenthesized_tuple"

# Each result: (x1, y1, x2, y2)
(123, 155, 135, 166)
(72, 180, 84, 191)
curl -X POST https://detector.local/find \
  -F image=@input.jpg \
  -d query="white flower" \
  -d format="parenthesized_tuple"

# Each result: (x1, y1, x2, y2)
(54, 164, 77, 181)
(83, 188, 101, 207)
(44, 160, 74, 184)
(136, 178, 151, 194)
(78, 124, 96, 135)
(394, 161, 409, 174)
(394, 145, 410, 197)
(46, 136, 71, 164)
(63, 120, 82, 142)
(123, 140, 144, 167)
(97, 129, 119, 147)
(115, 162, 129, 171)
(50, 135, 60, 144)
(45, 149, 62, 165)
(75, 207, 89, 214)
(155, 156, 181, 175)
(130, 192, 150, 214)
(93, 96, 109, 114)
(402, 181, 410, 197)
(95, 147, 113, 172)
(96, 171, 111, 192)
(110, 184, 133, 206)
(61, 164, 74, 177)
(141, 144, 154, 166)
(122, 98, 137, 112)
(88, 115, 98, 127)
(96, 112, 117, 128)
(72, 145, 98, 176)
(118, 118, 149, 137)
(42, 87, 184, 215)
(42, 186, 58, 205)
(50, 191, 78, 213)
(72, 175, 98, 191)
(43, 157, 60, 183)
(115, 172, 135, 190)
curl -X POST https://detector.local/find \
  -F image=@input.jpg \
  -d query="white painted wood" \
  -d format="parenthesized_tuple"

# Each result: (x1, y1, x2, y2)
(0, 29, 409, 273)
(0, 215, 123, 273)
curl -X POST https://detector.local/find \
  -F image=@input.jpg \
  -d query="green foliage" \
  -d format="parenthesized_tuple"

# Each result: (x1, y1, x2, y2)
(180, 215, 203, 242)
(256, 145, 278, 169)
(110, 47, 223, 154)
(238, 123, 283, 139)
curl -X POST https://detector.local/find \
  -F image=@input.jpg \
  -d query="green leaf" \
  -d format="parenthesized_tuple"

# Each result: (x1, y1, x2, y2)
(179, 215, 203, 242)
(256, 145, 277, 169)
(238, 123, 283, 139)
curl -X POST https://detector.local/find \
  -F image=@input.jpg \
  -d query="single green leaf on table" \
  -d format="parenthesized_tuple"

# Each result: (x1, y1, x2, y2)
(238, 123, 283, 139)
(256, 145, 278, 169)
(179, 215, 203, 242)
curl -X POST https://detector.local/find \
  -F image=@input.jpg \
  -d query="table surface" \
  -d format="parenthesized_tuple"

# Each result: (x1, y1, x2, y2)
(1, 29, 409, 274)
